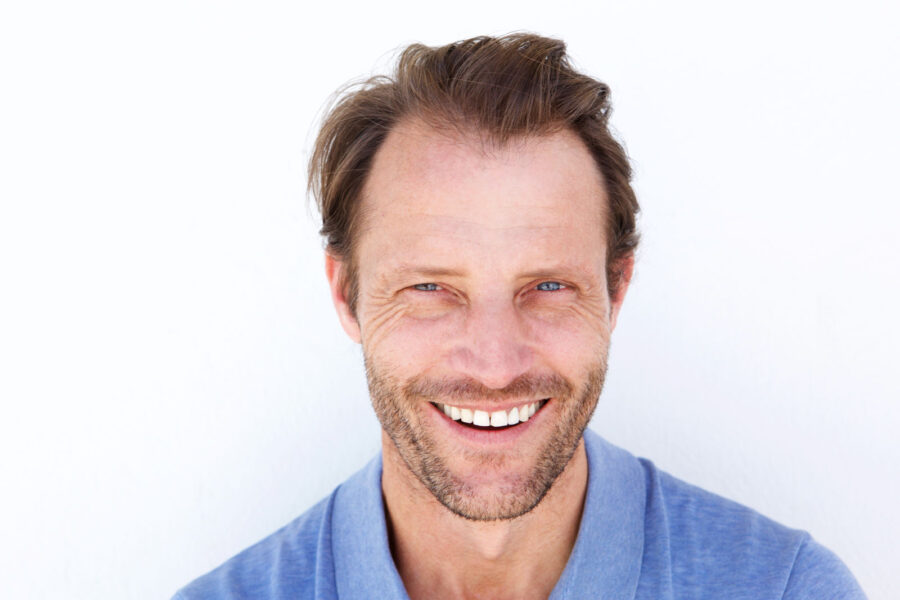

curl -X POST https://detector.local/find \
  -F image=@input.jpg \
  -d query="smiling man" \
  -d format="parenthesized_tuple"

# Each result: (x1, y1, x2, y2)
(174, 34, 865, 599)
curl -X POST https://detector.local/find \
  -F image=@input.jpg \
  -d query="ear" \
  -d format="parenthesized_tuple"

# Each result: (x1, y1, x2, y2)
(325, 253, 362, 343)
(608, 254, 634, 333)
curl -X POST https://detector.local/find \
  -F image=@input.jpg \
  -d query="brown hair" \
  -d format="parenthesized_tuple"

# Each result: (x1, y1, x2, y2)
(309, 33, 639, 315)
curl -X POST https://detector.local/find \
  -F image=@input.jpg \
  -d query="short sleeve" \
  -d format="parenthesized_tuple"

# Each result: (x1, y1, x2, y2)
(782, 536, 866, 600)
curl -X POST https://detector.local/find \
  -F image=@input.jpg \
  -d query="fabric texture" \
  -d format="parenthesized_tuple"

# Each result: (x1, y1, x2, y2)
(174, 430, 865, 599)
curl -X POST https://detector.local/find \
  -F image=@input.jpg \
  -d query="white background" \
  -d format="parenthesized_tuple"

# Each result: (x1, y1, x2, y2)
(1, 0, 898, 598)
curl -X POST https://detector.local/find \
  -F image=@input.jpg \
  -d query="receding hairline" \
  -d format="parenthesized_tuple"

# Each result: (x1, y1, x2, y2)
(351, 114, 611, 250)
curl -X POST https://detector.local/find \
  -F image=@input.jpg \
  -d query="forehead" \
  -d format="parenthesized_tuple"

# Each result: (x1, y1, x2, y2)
(356, 119, 609, 276)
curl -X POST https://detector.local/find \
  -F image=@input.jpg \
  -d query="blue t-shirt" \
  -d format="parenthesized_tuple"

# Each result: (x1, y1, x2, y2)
(174, 430, 865, 599)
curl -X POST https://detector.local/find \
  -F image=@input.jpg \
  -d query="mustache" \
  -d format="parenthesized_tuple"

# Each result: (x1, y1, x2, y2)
(403, 372, 573, 403)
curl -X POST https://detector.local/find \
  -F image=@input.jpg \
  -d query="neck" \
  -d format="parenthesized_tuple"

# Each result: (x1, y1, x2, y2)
(380, 431, 589, 600)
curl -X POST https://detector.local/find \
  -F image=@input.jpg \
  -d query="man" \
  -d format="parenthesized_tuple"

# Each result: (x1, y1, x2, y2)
(175, 34, 865, 599)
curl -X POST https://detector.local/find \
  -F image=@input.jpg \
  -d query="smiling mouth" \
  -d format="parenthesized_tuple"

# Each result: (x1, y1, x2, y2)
(430, 400, 549, 430)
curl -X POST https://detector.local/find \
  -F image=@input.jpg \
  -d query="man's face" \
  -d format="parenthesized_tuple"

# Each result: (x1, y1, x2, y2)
(328, 119, 629, 521)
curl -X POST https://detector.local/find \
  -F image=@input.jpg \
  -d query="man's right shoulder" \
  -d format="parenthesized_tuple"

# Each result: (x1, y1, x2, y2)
(172, 492, 338, 600)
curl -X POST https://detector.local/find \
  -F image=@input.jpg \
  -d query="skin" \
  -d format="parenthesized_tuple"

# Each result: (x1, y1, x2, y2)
(325, 118, 633, 600)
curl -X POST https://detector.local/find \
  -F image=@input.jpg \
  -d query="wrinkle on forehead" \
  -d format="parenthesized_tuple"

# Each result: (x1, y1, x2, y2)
(359, 210, 584, 246)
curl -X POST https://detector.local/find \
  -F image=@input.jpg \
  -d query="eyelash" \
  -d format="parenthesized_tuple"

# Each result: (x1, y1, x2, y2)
(412, 283, 442, 292)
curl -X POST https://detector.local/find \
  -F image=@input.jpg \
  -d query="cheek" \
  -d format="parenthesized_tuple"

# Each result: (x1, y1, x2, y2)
(526, 309, 612, 370)
(362, 305, 464, 373)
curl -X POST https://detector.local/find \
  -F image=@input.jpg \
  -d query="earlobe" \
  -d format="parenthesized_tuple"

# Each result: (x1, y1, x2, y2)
(325, 254, 362, 343)
(608, 255, 635, 332)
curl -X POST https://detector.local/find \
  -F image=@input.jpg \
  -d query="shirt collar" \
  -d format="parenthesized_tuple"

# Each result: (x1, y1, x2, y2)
(549, 429, 646, 599)
(331, 453, 408, 599)
(331, 428, 646, 600)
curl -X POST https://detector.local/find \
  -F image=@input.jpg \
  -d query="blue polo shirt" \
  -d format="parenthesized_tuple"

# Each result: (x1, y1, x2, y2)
(174, 430, 865, 599)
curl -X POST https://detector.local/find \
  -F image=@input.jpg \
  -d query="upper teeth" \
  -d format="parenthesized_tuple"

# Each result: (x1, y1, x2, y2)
(436, 400, 545, 428)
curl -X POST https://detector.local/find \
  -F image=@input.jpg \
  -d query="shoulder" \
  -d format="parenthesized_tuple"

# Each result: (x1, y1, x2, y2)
(172, 493, 338, 600)
(637, 457, 865, 598)
(782, 536, 867, 600)
(644, 460, 806, 560)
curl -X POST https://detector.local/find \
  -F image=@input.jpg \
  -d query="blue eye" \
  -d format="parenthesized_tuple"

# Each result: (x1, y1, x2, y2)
(536, 281, 565, 292)
(413, 283, 442, 292)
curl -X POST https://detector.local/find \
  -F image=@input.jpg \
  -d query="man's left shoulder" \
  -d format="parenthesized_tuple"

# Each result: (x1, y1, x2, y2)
(638, 456, 866, 598)
(780, 535, 867, 600)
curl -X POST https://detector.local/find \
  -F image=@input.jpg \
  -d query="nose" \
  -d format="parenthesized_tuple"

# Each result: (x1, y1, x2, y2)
(448, 298, 534, 391)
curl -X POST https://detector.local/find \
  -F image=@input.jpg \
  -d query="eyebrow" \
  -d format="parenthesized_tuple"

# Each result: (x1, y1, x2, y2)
(518, 259, 601, 281)
(517, 266, 594, 281)
(378, 261, 596, 283)
(376, 263, 468, 284)
(375, 262, 466, 286)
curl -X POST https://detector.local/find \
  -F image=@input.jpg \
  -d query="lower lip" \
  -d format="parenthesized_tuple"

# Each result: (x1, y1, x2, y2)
(425, 401, 551, 446)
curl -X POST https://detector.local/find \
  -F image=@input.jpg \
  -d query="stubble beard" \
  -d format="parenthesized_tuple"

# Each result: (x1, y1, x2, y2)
(364, 354, 608, 522)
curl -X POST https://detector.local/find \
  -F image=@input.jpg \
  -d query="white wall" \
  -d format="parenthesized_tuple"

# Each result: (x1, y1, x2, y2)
(1, 1, 897, 598)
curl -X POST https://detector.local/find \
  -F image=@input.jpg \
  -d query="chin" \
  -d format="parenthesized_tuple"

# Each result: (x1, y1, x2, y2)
(428, 467, 552, 522)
